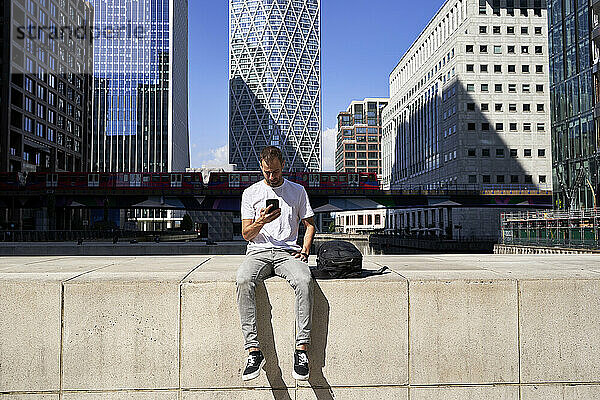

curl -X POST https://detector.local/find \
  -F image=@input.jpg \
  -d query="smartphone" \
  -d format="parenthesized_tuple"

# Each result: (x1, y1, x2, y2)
(266, 199, 280, 213)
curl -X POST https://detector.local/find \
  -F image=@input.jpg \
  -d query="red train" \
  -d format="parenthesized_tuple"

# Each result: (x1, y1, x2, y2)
(206, 171, 379, 190)
(0, 171, 380, 190)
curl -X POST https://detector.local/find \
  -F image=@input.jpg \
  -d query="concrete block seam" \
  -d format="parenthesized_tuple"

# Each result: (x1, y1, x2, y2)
(179, 258, 212, 284)
(517, 279, 522, 400)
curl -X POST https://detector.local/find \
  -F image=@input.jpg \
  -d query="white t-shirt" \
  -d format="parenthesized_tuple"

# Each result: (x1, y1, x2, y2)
(241, 179, 314, 254)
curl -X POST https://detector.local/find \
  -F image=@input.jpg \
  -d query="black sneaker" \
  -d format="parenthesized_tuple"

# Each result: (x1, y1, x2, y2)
(242, 350, 265, 381)
(292, 350, 309, 380)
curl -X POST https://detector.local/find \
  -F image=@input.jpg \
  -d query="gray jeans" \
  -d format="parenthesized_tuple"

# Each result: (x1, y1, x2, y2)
(236, 248, 314, 350)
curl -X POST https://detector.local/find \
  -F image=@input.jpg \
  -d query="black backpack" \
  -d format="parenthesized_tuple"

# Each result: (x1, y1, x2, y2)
(314, 240, 364, 278)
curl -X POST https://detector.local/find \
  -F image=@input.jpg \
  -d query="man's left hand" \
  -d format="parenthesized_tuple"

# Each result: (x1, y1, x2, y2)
(294, 251, 308, 263)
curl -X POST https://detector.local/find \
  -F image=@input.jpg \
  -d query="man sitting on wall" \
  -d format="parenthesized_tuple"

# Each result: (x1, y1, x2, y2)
(236, 146, 316, 381)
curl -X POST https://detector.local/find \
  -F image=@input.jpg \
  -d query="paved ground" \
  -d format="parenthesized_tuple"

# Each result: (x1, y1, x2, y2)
(1, 253, 600, 279)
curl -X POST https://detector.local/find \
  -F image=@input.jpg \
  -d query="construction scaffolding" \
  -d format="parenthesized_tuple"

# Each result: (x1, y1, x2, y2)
(500, 209, 600, 249)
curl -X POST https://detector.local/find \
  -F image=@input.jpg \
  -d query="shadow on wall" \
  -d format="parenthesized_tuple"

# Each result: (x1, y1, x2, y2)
(255, 280, 332, 399)
(229, 75, 308, 172)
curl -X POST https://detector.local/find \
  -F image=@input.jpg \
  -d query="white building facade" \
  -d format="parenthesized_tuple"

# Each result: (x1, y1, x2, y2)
(382, 0, 552, 191)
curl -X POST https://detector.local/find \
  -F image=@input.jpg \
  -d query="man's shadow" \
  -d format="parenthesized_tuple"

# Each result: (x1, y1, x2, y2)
(255, 280, 333, 400)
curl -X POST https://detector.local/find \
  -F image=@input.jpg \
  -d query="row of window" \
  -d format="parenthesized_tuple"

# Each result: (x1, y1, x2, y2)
(479, 25, 543, 35)
(466, 122, 546, 132)
(344, 160, 380, 167)
(466, 148, 546, 158)
(468, 175, 547, 184)
(465, 44, 544, 55)
(343, 152, 380, 159)
(479, 0, 543, 17)
(466, 83, 544, 93)
(466, 63, 544, 74)
(466, 102, 545, 112)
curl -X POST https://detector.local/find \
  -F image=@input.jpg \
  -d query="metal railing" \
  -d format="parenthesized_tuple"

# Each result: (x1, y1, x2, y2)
(500, 208, 600, 249)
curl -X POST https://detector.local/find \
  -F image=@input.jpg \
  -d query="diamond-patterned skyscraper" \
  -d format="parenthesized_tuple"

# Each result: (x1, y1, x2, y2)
(229, 0, 321, 172)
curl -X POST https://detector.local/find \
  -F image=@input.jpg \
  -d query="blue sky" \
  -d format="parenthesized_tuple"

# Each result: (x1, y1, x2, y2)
(188, 0, 446, 170)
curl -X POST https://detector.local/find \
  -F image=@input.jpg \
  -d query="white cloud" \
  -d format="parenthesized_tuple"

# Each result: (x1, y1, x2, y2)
(321, 127, 337, 172)
(191, 144, 230, 168)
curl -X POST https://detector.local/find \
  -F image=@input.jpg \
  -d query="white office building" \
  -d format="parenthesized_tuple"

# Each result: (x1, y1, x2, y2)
(382, 0, 552, 191)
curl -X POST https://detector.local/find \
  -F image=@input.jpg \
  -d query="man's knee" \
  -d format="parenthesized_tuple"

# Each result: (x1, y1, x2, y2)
(236, 269, 255, 288)
(294, 268, 313, 290)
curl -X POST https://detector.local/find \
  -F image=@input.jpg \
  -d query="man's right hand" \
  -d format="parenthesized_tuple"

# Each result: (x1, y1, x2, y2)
(257, 204, 281, 225)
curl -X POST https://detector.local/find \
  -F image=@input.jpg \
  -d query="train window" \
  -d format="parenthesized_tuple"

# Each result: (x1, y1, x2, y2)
(152, 175, 160, 182)
(162, 176, 169, 182)
(322, 176, 329, 182)
(241, 175, 249, 182)
(338, 175, 346, 183)
(330, 176, 337, 183)
(143, 176, 150, 182)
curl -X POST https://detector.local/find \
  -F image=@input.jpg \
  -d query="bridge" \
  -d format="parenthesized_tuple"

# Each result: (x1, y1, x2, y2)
(0, 186, 552, 212)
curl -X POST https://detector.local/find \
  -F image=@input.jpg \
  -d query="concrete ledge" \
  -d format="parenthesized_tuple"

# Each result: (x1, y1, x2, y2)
(1, 255, 600, 399)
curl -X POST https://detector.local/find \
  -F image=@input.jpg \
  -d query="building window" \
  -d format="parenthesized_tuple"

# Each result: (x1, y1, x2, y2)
(523, 123, 531, 132)
(467, 64, 474, 72)
(497, 175, 505, 183)
(467, 84, 475, 92)
(481, 84, 489, 92)
(510, 123, 518, 131)
(524, 175, 533, 184)
(535, 27, 542, 35)
(493, 26, 501, 34)
(482, 122, 490, 131)
(466, 44, 474, 53)
(483, 175, 491, 183)
(494, 64, 502, 73)
(511, 175, 520, 183)
(494, 46, 502, 54)
(509, 104, 517, 112)
(482, 149, 490, 157)
(468, 149, 476, 157)
(521, 26, 529, 35)
(524, 149, 532, 157)
(480, 45, 488, 53)
(522, 64, 530, 73)
(467, 103, 475, 111)
(539, 175, 546, 183)
(521, 46, 529, 54)
(538, 149, 546, 157)
(535, 65, 543, 73)
(495, 84, 503, 92)
(495, 103, 503, 112)
(508, 84, 517, 93)
(536, 84, 544, 92)
(537, 104, 544, 112)
(468, 122, 476, 131)
(480, 26, 488, 34)
(510, 149, 518, 157)
(537, 123, 545, 131)
(522, 84, 530, 92)
(480, 64, 488, 72)
(523, 104, 531, 112)
(496, 149, 505, 158)
(507, 45, 515, 54)
(468, 175, 477, 183)
(534, 46, 543, 54)
(507, 26, 515, 34)
(496, 123, 504, 131)
(481, 103, 489, 111)
(508, 64, 516, 73)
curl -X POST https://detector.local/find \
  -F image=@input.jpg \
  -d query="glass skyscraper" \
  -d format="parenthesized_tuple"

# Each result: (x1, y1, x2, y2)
(549, 0, 597, 209)
(91, 0, 189, 172)
(229, 0, 321, 172)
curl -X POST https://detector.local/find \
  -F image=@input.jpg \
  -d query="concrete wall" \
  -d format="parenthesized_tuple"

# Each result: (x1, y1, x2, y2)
(1, 254, 600, 399)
